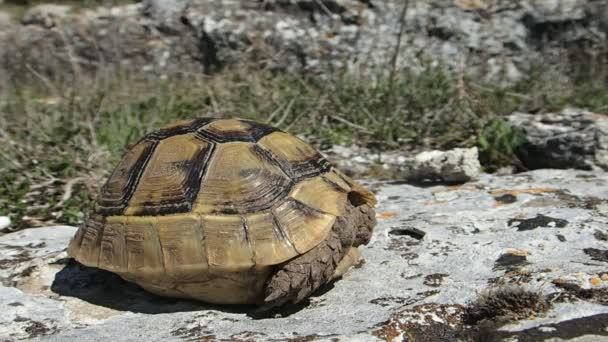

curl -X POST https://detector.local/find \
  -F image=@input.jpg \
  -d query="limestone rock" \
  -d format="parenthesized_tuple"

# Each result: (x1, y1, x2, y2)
(21, 4, 72, 28)
(398, 147, 482, 183)
(508, 108, 608, 170)
(0, 11, 12, 29)
(1, 0, 607, 85)
(328, 146, 481, 183)
(1, 170, 608, 340)
(0, 216, 10, 231)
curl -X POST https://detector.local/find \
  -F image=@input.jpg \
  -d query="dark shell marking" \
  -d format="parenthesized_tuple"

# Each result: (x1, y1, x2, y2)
(96, 140, 157, 215)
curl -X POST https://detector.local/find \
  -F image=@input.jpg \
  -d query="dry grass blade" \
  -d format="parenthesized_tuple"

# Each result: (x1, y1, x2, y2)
(274, 98, 295, 127)
(56, 177, 86, 208)
(330, 115, 373, 134)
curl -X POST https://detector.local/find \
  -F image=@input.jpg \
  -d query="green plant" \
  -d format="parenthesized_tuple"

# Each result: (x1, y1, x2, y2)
(477, 118, 527, 171)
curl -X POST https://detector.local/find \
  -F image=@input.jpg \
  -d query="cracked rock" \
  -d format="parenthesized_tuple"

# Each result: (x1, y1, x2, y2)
(1, 0, 607, 86)
(509, 108, 608, 171)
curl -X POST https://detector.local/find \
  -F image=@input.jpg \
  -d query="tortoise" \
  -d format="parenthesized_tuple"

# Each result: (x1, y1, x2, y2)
(67, 117, 377, 307)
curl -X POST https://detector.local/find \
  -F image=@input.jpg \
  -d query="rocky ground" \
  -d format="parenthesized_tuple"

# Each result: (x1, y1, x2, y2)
(326, 108, 608, 179)
(1, 169, 608, 341)
(0, 0, 606, 87)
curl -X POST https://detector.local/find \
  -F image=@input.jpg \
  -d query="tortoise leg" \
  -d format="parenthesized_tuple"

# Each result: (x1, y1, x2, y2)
(263, 230, 344, 308)
(262, 202, 376, 308)
(352, 203, 376, 246)
(332, 246, 361, 279)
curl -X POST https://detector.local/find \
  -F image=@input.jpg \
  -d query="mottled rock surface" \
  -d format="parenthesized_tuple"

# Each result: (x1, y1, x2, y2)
(0, 11, 12, 29)
(1, 169, 608, 341)
(327, 146, 481, 182)
(21, 4, 72, 28)
(1, 0, 606, 85)
(509, 108, 608, 171)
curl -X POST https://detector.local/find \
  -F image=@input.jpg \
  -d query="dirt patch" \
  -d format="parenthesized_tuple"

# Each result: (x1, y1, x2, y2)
(229, 331, 268, 341)
(489, 188, 559, 196)
(171, 320, 214, 340)
(423, 273, 449, 287)
(594, 230, 608, 241)
(489, 268, 534, 286)
(584, 248, 608, 263)
(490, 313, 608, 341)
(552, 280, 608, 305)
(509, 214, 568, 231)
(24, 320, 56, 338)
(388, 227, 426, 240)
(494, 253, 529, 270)
(369, 296, 417, 307)
(372, 304, 465, 342)
(555, 191, 608, 210)
(0, 250, 31, 269)
(494, 193, 517, 205)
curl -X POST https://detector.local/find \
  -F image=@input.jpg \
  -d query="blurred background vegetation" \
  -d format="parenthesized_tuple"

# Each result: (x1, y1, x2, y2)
(1, 0, 607, 229)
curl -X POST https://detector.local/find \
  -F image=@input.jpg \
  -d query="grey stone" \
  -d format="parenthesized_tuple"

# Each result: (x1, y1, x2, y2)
(327, 146, 481, 183)
(508, 108, 608, 171)
(1, 0, 607, 86)
(1, 170, 608, 340)
(141, 0, 190, 17)
(0, 11, 12, 29)
(397, 147, 482, 183)
(0, 216, 10, 231)
(21, 4, 72, 28)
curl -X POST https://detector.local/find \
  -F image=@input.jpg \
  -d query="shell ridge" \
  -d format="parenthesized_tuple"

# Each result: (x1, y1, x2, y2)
(270, 211, 297, 252)
(119, 140, 159, 213)
(320, 174, 349, 193)
(148, 117, 218, 140)
(93, 216, 106, 267)
(254, 139, 331, 182)
(182, 138, 217, 211)
(152, 217, 167, 275)
(241, 216, 257, 267)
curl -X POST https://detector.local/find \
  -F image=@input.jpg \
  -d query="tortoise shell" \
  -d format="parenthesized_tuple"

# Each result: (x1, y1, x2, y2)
(67, 118, 376, 303)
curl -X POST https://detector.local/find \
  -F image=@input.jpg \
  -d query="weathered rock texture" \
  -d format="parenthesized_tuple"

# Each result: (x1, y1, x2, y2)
(509, 108, 608, 171)
(1, 0, 607, 85)
(328, 146, 482, 182)
(1, 169, 608, 341)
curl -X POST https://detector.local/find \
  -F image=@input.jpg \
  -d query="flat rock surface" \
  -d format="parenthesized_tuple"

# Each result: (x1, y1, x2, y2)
(1, 169, 608, 341)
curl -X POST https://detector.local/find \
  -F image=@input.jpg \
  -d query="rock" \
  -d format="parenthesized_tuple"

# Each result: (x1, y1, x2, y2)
(1, 0, 607, 85)
(328, 146, 481, 183)
(508, 108, 608, 171)
(0, 11, 12, 29)
(0, 216, 10, 231)
(141, 0, 190, 18)
(21, 4, 72, 28)
(1, 170, 608, 340)
(325, 144, 374, 176)
(398, 147, 482, 183)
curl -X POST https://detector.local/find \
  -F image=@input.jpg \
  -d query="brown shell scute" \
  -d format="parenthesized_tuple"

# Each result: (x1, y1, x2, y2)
(125, 134, 214, 216)
(272, 199, 336, 254)
(96, 140, 156, 215)
(193, 141, 292, 214)
(258, 131, 331, 180)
